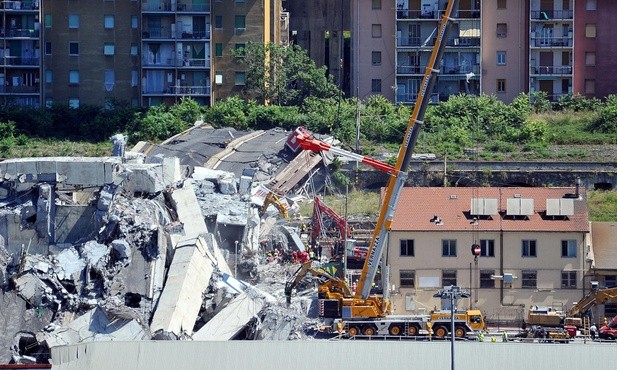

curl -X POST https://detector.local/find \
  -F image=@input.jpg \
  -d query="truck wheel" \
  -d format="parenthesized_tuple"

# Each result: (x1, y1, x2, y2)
(363, 326, 376, 336)
(407, 325, 418, 336)
(454, 327, 466, 338)
(389, 325, 402, 336)
(348, 326, 359, 337)
(434, 326, 448, 338)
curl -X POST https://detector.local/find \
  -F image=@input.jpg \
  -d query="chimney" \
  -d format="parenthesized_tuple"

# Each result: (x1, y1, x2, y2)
(575, 177, 580, 198)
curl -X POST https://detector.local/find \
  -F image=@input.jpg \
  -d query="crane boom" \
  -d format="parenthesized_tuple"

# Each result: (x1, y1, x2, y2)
(567, 286, 617, 317)
(356, 0, 459, 302)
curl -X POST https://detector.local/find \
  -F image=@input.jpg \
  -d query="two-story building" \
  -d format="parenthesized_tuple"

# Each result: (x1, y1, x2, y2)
(387, 186, 591, 323)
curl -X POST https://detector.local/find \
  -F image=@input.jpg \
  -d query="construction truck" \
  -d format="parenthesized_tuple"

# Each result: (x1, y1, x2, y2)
(284, 1, 477, 339)
(599, 315, 617, 340)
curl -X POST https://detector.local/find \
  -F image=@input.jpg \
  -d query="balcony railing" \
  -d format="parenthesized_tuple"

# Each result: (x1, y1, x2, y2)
(2, 57, 39, 66)
(142, 28, 210, 40)
(531, 10, 574, 20)
(397, 92, 440, 104)
(142, 57, 211, 68)
(0, 85, 40, 94)
(2, 1, 39, 10)
(531, 36, 572, 47)
(398, 36, 480, 47)
(396, 8, 480, 20)
(530, 65, 572, 75)
(143, 85, 211, 95)
(2, 28, 40, 38)
(143, 1, 210, 12)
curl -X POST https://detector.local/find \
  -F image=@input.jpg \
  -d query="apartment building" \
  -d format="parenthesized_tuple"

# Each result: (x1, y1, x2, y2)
(0, 0, 41, 107)
(387, 187, 590, 320)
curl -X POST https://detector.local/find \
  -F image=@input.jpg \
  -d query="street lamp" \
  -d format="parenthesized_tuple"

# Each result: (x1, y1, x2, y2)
(434, 286, 471, 370)
(234, 240, 239, 277)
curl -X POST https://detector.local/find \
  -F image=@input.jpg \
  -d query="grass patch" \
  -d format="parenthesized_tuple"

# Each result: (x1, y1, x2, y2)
(588, 190, 617, 222)
(0, 138, 113, 159)
(298, 190, 380, 218)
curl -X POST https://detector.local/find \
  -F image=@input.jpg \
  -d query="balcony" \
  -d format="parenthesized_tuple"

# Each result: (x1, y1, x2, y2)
(396, 8, 479, 20)
(531, 10, 574, 20)
(143, 85, 211, 95)
(2, 1, 39, 10)
(2, 56, 39, 66)
(2, 28, 40, 38)
(531, 35, 572, 48)
(143, 1, 210, 12)
(142, 28, 210, 40)
(0, 85, 39, 94)
(396, 92, 440, 104)
(530, 65, 572, 76)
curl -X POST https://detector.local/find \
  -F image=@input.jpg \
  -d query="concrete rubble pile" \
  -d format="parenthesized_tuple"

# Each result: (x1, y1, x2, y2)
(0, 130, 332, 365)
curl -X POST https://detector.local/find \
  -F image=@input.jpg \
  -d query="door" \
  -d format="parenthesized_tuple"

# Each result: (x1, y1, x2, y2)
(540, 52, 553, 74)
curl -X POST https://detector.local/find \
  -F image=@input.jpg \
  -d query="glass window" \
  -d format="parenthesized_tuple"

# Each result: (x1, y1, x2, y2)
(480, 239, 494, 257)
(561, 240, 577, 257)
(104, 70, 115, 92)
(400, 240, 414, 256)
(605, 275, 617, 288)
(215, 43, 223, 57)
(235, 43, 246, 57)
(235, 71, 246, 85)
(400, 270, 415, 287)
(104, 43, 115, 56)
(371, 79, 381, 93)
(496, 23, 507, 38)
(522, 240, 536, 257)
(215, 16, 223, 29)
(45, 42, 52, 55)
(69, 70, 79, 84)
(104, 15, 115, 29)
(497, 0, 507, 8)
(69, 42, 79, 56)
(497, 51, 506, 65)
(585, 79, 595, 94)
(585, 52, 596, 66)
(131, 70, 139, 87)
(69, 14, 79, 29)
(372, 0, 381, 10)
(372, 51, 381, 66)
(561, 271, 577, 289)
(442, 240, 457, 257)
(44, 14, 52, 28)
(235, 15, 246, 29)
(45, 98, 53, 108)
(585, 24, 596, 38)
(586, 0, 597, 11)
(521, 270, 537, 289)
(442, 270, 457, 287)
(480, 270, 495, 288)
(497, 79, 506, 93)
(69, 98, 80, 108)
(372, 24, 382, 38)
(130, 44, 139, 56)
(45, 69, 52, 84)
(131, 16, 138, 29)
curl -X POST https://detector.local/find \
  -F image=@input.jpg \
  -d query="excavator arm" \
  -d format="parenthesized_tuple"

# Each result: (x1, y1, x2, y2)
(284, 261, 352, 305)
(310, 196, 351, 243)
(568, 287, 617, 317)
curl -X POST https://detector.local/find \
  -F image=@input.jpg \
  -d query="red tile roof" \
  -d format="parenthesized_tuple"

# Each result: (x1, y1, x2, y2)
(390, 187, 589, 232)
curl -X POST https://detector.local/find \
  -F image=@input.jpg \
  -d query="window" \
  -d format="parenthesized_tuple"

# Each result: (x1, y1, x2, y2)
(497, 79, 506, 93)
(585, 52, 596, 66)
(585, 24, 596, 38)
(69, 42, 79, 56)
(130, 44, 139, 56)
(214, 16, 223, 29)
(372, 24, 382, 38)
(104, 15, 115, 29)
(497, 0, 507, 8)
(131, 70, 139, 87)
(480, 239, 494, 257)
(215, 43, 223, 57)
(235, 71, 246, 85)
(45, 69, 52, 84)
(104, 43, 115, 56)
(371, 79, 381, 93)
(44, 14, 52, 28)
(586, 0, 597, 11)
(400, 270, 415, 287)
(561, 271, 577, 289)
(131, 16, 138, 29)
(235, 43, 246, 57)
(522, 240, 536, 257)
(522, 270, 537, 289)
(372, 51, 381, 66)
(69, 70, 79, 85)
(480, 270, 495, 288)
(45, 42, 52, 55)
(234, 15, 246, 30)
(69, 14, 79, 29)
(496, 23, 507, 38)
(585, 79, 595, 94)
(561, 240, 576, 257)
(605, 275, 617, 288)
(104, 70, 115, 92)
(442, 240, 457, 257)
(69, 98, 80, 109)
(400, 240, 414, 256)
(442, 270, 457, 286)
(45, 98, 53, 108)
(372, 0, 381, 10)
(496, 51, 506, 65)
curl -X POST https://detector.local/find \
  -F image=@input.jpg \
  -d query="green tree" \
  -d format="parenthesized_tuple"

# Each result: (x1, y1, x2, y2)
(588, 94, 617, 133)
(232, 42, 341, 106)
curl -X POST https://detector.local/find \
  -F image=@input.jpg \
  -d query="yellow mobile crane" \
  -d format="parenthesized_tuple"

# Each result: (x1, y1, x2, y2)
(285, 0, 475, 338)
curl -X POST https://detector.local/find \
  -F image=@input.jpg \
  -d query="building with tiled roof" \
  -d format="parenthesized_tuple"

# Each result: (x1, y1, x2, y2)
(387, 186, 592, 323)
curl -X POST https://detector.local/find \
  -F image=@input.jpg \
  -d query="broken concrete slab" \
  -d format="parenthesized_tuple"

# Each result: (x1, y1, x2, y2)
(150, 236, 214, 335)
(81, 241, 109, 272)
(53, 248, 85, 282)
(169, 181, 208, 241)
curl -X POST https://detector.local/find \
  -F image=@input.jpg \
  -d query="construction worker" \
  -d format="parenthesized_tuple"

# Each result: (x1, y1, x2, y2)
(336, 320, 344, 339)
(477, 331, 484, 342)
(502, 330, 508, 342)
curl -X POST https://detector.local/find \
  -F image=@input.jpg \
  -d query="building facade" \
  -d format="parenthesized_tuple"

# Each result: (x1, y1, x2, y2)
(386, 187, 591, 322)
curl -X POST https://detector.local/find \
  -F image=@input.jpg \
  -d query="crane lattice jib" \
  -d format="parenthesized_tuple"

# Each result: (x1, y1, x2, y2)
(355, 0, 459, 303)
